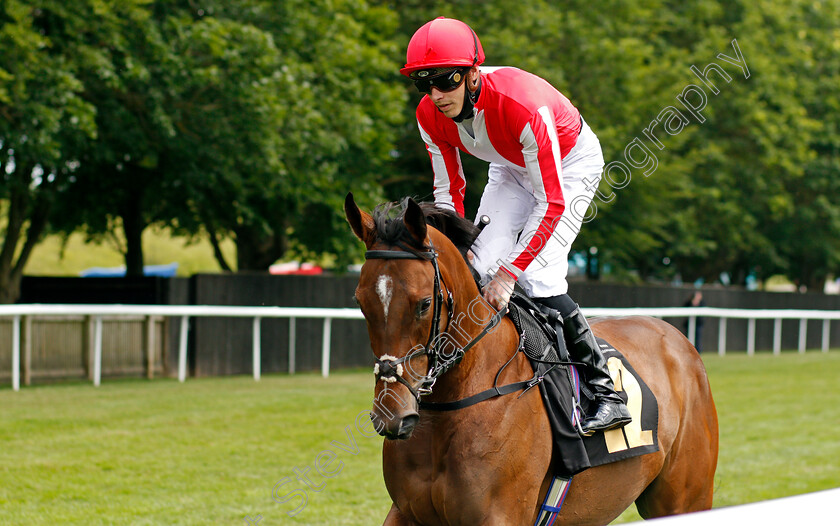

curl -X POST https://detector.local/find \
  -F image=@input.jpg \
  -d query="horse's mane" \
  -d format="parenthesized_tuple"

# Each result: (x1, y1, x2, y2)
(371, 198, 481, 264)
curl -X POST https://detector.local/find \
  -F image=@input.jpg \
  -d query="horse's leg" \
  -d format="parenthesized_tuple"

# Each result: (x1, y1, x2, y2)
(383, 503, 418, 526)
(556, 456, 660, 525)
(553, 317, 718, 523)
(634, 337, 719, 518)
(634, 407, 718, 517)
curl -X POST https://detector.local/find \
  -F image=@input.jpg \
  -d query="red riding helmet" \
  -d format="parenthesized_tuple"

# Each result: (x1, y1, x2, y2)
(400, 17, 485, 77)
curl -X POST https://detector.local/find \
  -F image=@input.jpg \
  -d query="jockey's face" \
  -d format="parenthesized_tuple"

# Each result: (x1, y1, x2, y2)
(430, 81, 466, 118)
(430, 67, 479, 119)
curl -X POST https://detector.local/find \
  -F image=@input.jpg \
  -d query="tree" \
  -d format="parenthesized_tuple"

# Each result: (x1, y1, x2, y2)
(378, 0, 706, 276)
(200, 0, 407, 271)
(775, 0, 840, 290)
(4, 0, 838, 297)
(662, 0, 825, 287)
(56, 0, 407, 274)
(50, 3, 291, 275)
(379, 0, 840, 289)
(0, 0, 137, 301)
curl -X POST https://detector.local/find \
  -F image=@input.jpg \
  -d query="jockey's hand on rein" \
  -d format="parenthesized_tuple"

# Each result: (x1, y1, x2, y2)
(482, 269, 516, 312)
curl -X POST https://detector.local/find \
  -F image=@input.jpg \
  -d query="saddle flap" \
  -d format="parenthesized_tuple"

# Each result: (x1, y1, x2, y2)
(507, 293, 569, 363)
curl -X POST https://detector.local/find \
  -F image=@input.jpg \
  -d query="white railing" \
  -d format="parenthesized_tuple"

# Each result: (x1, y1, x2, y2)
(0, 304, 359, 392)
(586, 306, 840, 355)
(2, 305, 838, 391)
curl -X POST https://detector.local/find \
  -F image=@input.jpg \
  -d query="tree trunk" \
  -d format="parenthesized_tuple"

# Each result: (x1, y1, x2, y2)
(234, 224, 287, 271)
(205, 221, 232, 272)
(0, 275, 22, 304)
(802, 268, 825, 293)
(122, 195, 145, 277)
(0, 216, 51, 304)
(0, 164, 53, 303)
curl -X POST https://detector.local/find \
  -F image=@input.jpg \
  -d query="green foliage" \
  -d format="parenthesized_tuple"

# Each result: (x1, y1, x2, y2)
(39, 0, 406, 277)
(380, 0, 840, 289)
(1, 0, 839, 297)
(0, 0, 143, 300)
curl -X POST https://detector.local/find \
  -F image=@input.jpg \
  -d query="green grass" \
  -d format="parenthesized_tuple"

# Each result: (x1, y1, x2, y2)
(24, 227, 237, 277)
(2, 353, 840, 525)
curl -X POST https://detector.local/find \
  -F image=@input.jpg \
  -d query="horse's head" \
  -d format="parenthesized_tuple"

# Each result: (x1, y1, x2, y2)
(344, 192, 482, 440)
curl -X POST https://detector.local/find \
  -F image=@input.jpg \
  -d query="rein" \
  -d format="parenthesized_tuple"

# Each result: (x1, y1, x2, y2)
(365, 241, 535, 411)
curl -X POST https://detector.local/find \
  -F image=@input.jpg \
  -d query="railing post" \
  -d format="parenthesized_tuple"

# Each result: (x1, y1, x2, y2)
(12, 315, 20, 392)
(747, 318, 756, 356)
(288, 317, 296, 375)
(798, 318, 807, 354)
(83, 316, 94, 380)
(145, 315, 155, 379)
(23, 315, 32, 386)
(178, 316, 189, 382)
(718, 317, 727, 356)
(688, 316, 696, 346)
(252, 317, 261, 381)
(321, 317, 332, 378)
(93, 316, 103, 387)
(773, 318, 782, 355)
(822, 319, 830, 353)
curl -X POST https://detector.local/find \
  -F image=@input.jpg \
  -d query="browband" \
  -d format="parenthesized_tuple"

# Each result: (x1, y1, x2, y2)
(365, 250, 433, 261)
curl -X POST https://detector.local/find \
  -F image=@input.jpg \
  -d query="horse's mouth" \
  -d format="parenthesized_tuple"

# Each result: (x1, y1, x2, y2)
(384, 430, 413, 440)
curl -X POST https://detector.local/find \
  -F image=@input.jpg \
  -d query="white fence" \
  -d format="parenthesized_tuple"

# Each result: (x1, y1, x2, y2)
(3, 305, 839, 391)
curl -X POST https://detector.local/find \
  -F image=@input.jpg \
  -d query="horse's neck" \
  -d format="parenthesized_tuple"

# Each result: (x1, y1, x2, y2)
(428, 249, 522, 402)
(428, 309, 520, 403)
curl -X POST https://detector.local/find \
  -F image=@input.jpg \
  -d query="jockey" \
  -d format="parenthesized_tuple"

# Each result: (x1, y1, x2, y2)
(401, 17, 631, 435)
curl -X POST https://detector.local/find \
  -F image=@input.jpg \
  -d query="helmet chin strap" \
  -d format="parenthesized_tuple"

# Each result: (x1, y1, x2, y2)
(453, 77, 481, 123)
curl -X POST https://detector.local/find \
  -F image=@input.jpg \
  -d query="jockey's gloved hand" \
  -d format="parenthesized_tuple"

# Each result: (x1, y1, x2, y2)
(482, 269, 516, 311)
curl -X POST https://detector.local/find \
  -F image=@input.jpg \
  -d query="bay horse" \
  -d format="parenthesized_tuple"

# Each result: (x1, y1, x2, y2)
(345, 193, 718, 525)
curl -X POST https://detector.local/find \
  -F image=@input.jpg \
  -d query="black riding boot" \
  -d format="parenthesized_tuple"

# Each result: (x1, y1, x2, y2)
(562, 306, 632, 436)
(534, 294, 632, 436)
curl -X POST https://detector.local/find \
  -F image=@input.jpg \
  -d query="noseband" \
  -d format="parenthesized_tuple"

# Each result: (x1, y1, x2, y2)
(365, 242, 503, 402)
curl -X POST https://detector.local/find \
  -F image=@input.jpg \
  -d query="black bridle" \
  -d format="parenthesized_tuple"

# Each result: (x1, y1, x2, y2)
(365, 241, 505, 403)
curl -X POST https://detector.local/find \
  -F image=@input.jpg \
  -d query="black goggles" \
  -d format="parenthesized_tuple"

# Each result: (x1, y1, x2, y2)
(412, 68, 469, 94)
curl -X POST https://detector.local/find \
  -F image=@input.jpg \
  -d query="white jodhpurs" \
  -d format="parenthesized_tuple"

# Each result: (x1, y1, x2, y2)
(471, 117, 605, 298)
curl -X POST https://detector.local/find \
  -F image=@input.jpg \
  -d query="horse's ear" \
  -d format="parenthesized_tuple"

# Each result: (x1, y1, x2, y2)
(403, 198, 427, 244)
(344, 192, 376, 247)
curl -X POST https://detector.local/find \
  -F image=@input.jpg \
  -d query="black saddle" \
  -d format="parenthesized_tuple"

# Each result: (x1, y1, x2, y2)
(506, 293, 570, 363)
(505, 293, 661, 475)
(505, 293, 592, 476)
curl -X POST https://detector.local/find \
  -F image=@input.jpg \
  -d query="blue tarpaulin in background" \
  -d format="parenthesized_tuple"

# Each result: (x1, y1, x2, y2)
(79, 262, 179, 278)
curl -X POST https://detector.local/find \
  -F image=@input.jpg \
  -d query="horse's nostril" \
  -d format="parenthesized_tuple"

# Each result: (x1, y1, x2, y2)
(397, 413, 420, 438)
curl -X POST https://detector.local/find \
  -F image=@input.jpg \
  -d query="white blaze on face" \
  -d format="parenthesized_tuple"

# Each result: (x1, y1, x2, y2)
(376, 275, 393, 322)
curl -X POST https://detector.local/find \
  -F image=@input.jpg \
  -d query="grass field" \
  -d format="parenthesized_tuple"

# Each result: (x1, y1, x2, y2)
(23, 228, 237, 277)
(2, 352, 839, 525)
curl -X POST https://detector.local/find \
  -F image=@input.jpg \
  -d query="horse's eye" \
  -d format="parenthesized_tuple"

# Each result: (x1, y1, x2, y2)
(418, 297, 433, 315)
